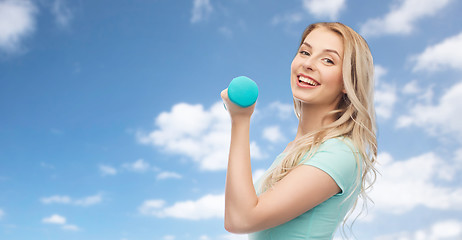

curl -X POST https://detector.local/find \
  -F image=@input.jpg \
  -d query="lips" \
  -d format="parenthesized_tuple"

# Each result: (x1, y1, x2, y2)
(297, 74, 320, 88)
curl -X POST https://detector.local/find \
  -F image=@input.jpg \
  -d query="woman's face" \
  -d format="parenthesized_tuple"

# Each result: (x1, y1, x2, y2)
(291, 27, 345, 111)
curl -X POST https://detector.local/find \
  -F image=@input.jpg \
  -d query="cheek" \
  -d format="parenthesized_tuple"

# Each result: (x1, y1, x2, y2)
(330, 68, 343, 84)
(290, 60, 298, 82)
(290, 58, 297, 73)
(324, 69, 344, 91)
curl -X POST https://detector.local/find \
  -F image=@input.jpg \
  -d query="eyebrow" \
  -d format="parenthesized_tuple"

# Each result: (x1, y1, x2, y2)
(302, 42, 341, 58)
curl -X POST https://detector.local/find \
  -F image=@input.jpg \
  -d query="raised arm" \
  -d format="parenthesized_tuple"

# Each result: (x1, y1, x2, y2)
(221, 88, 257, 232)
(221, 89, 341, 234)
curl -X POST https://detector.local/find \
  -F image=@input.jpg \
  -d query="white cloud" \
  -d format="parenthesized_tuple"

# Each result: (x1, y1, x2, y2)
(103, 160, 160, 175)
(268, 101, 293, 120)
(0, 0, 37, 53)
(137, 102, 264, 171)
(262, 125, 285, 143)
(220, 234, 248, 240)
(62, 224, 79, 231)
(252, 169, 266, 184)
(99, 164, 117, 176)
(139, 194, 224, 220)
(374, 65, 397, 119)
(41, 193, 102, 206)
(218, 26, 232, 38)
(139, 199, 165, 210)
(250, 142, 264, 161)
(361, 0, 453, 36)
(272, 0, 346, 26)
(73, 194, 102, 206)
(51, 0, 73, 28)
(430, 220, 462, 239)
(191, 0, 213, 23)
(42, 214, 66, 224)
(397, 81, 462, 141)
(157, 171, 182, 180)
(122, 159, 151, 172)
(401, 79, 435, 105)
(456, 148, 462, 163)
(370, 152, 462, 215)
(42, 214, 80, 231)
(412, 32, 462, 72)
(271, 12, 304, 26)
(41, 195, 71, 204)
(375, 219, 462, 240)
(375, 83, 397, 119)
(402, 80, 420, 95)
(163, 235, 175, 240)
(302, 0, 345, 21)
(374, 65, 387, 85)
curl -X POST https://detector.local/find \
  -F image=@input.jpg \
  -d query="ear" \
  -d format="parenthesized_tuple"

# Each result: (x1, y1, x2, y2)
(342, 88, 347, 94)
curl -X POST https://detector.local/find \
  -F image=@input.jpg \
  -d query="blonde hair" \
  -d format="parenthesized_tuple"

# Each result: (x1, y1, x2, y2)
(260, 22, 377, 235)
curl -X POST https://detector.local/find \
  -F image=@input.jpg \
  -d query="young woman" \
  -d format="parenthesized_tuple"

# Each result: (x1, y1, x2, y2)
(221, 22, 377, 239)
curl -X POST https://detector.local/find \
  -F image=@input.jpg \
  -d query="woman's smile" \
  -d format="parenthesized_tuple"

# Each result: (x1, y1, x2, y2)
(297, 74, 320, 88)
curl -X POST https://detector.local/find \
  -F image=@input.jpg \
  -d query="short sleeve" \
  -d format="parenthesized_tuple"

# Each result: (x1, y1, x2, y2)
(301, 138, 359, 195)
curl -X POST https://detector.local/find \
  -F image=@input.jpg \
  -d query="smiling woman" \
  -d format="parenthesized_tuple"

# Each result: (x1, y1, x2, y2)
(221, 22, 378, 240)
(291, 27, 345, 116)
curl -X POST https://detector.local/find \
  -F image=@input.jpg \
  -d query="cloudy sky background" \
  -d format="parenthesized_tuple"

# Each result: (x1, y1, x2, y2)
(1, 0, 462, 239)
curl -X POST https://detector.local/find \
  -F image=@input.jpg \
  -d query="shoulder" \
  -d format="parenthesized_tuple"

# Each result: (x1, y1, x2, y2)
(318, 137, 357, 154)
(302, 137, 360, 195)
(306, 137, 359, 164)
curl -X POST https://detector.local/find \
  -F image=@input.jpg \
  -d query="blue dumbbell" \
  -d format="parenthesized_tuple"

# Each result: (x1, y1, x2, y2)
(226, 76, 259, 108)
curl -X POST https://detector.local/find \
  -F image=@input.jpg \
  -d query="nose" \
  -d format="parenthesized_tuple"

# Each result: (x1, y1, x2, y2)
(302, 56, 316, 71)
(303, 56, 316, 71)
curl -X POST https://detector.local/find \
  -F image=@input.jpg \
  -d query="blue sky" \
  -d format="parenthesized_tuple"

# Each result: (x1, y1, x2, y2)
(1, 0, 462, 239)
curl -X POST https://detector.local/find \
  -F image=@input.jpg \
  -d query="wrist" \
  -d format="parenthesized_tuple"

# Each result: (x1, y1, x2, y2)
(231, 116, 251, 126)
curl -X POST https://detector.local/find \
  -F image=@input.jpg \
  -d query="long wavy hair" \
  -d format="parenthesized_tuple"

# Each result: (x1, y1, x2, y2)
(260, 22, 378, 235)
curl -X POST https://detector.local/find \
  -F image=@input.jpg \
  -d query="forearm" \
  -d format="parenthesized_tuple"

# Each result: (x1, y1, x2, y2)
(224, 118, 258, 232)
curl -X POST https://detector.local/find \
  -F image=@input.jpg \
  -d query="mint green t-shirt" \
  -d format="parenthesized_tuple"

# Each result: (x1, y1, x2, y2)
(249, 138, 361, 240)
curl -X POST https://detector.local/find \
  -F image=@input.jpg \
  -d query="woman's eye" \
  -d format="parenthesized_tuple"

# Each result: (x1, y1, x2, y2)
(300, 50, 310, 56)
(323, 58, 334, 64)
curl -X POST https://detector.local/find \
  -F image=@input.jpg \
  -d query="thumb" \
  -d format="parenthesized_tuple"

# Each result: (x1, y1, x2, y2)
(221, 88, 228, 100)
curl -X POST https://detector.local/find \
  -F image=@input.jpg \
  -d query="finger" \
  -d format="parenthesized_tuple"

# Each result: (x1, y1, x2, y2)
(221, 89, 229, 110)
(221, 89, 228, 100)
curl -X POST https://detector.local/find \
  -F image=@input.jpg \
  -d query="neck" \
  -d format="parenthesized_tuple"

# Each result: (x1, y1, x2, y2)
(294, 103, 336, 141)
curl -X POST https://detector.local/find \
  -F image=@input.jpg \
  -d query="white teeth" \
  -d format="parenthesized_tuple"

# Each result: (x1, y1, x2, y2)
(298, 76, 318, 86)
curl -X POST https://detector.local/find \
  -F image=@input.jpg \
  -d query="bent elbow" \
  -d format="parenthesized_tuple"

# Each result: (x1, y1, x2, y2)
(224, 219, 240, 233)
(224, 216, 253, 234)
(224, 221, 246, 234)
(224, 220, 236, 233)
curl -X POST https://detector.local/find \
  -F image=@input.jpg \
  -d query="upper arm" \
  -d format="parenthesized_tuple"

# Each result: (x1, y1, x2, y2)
(226, 138, 359, 234)
(244, 164, 341, 233)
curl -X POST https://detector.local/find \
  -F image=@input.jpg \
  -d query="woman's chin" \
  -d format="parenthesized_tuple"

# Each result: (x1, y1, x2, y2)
(292, 92, 314, 104)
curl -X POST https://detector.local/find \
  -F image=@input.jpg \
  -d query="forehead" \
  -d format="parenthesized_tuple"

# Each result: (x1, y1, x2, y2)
(303, 27, 344, 56)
